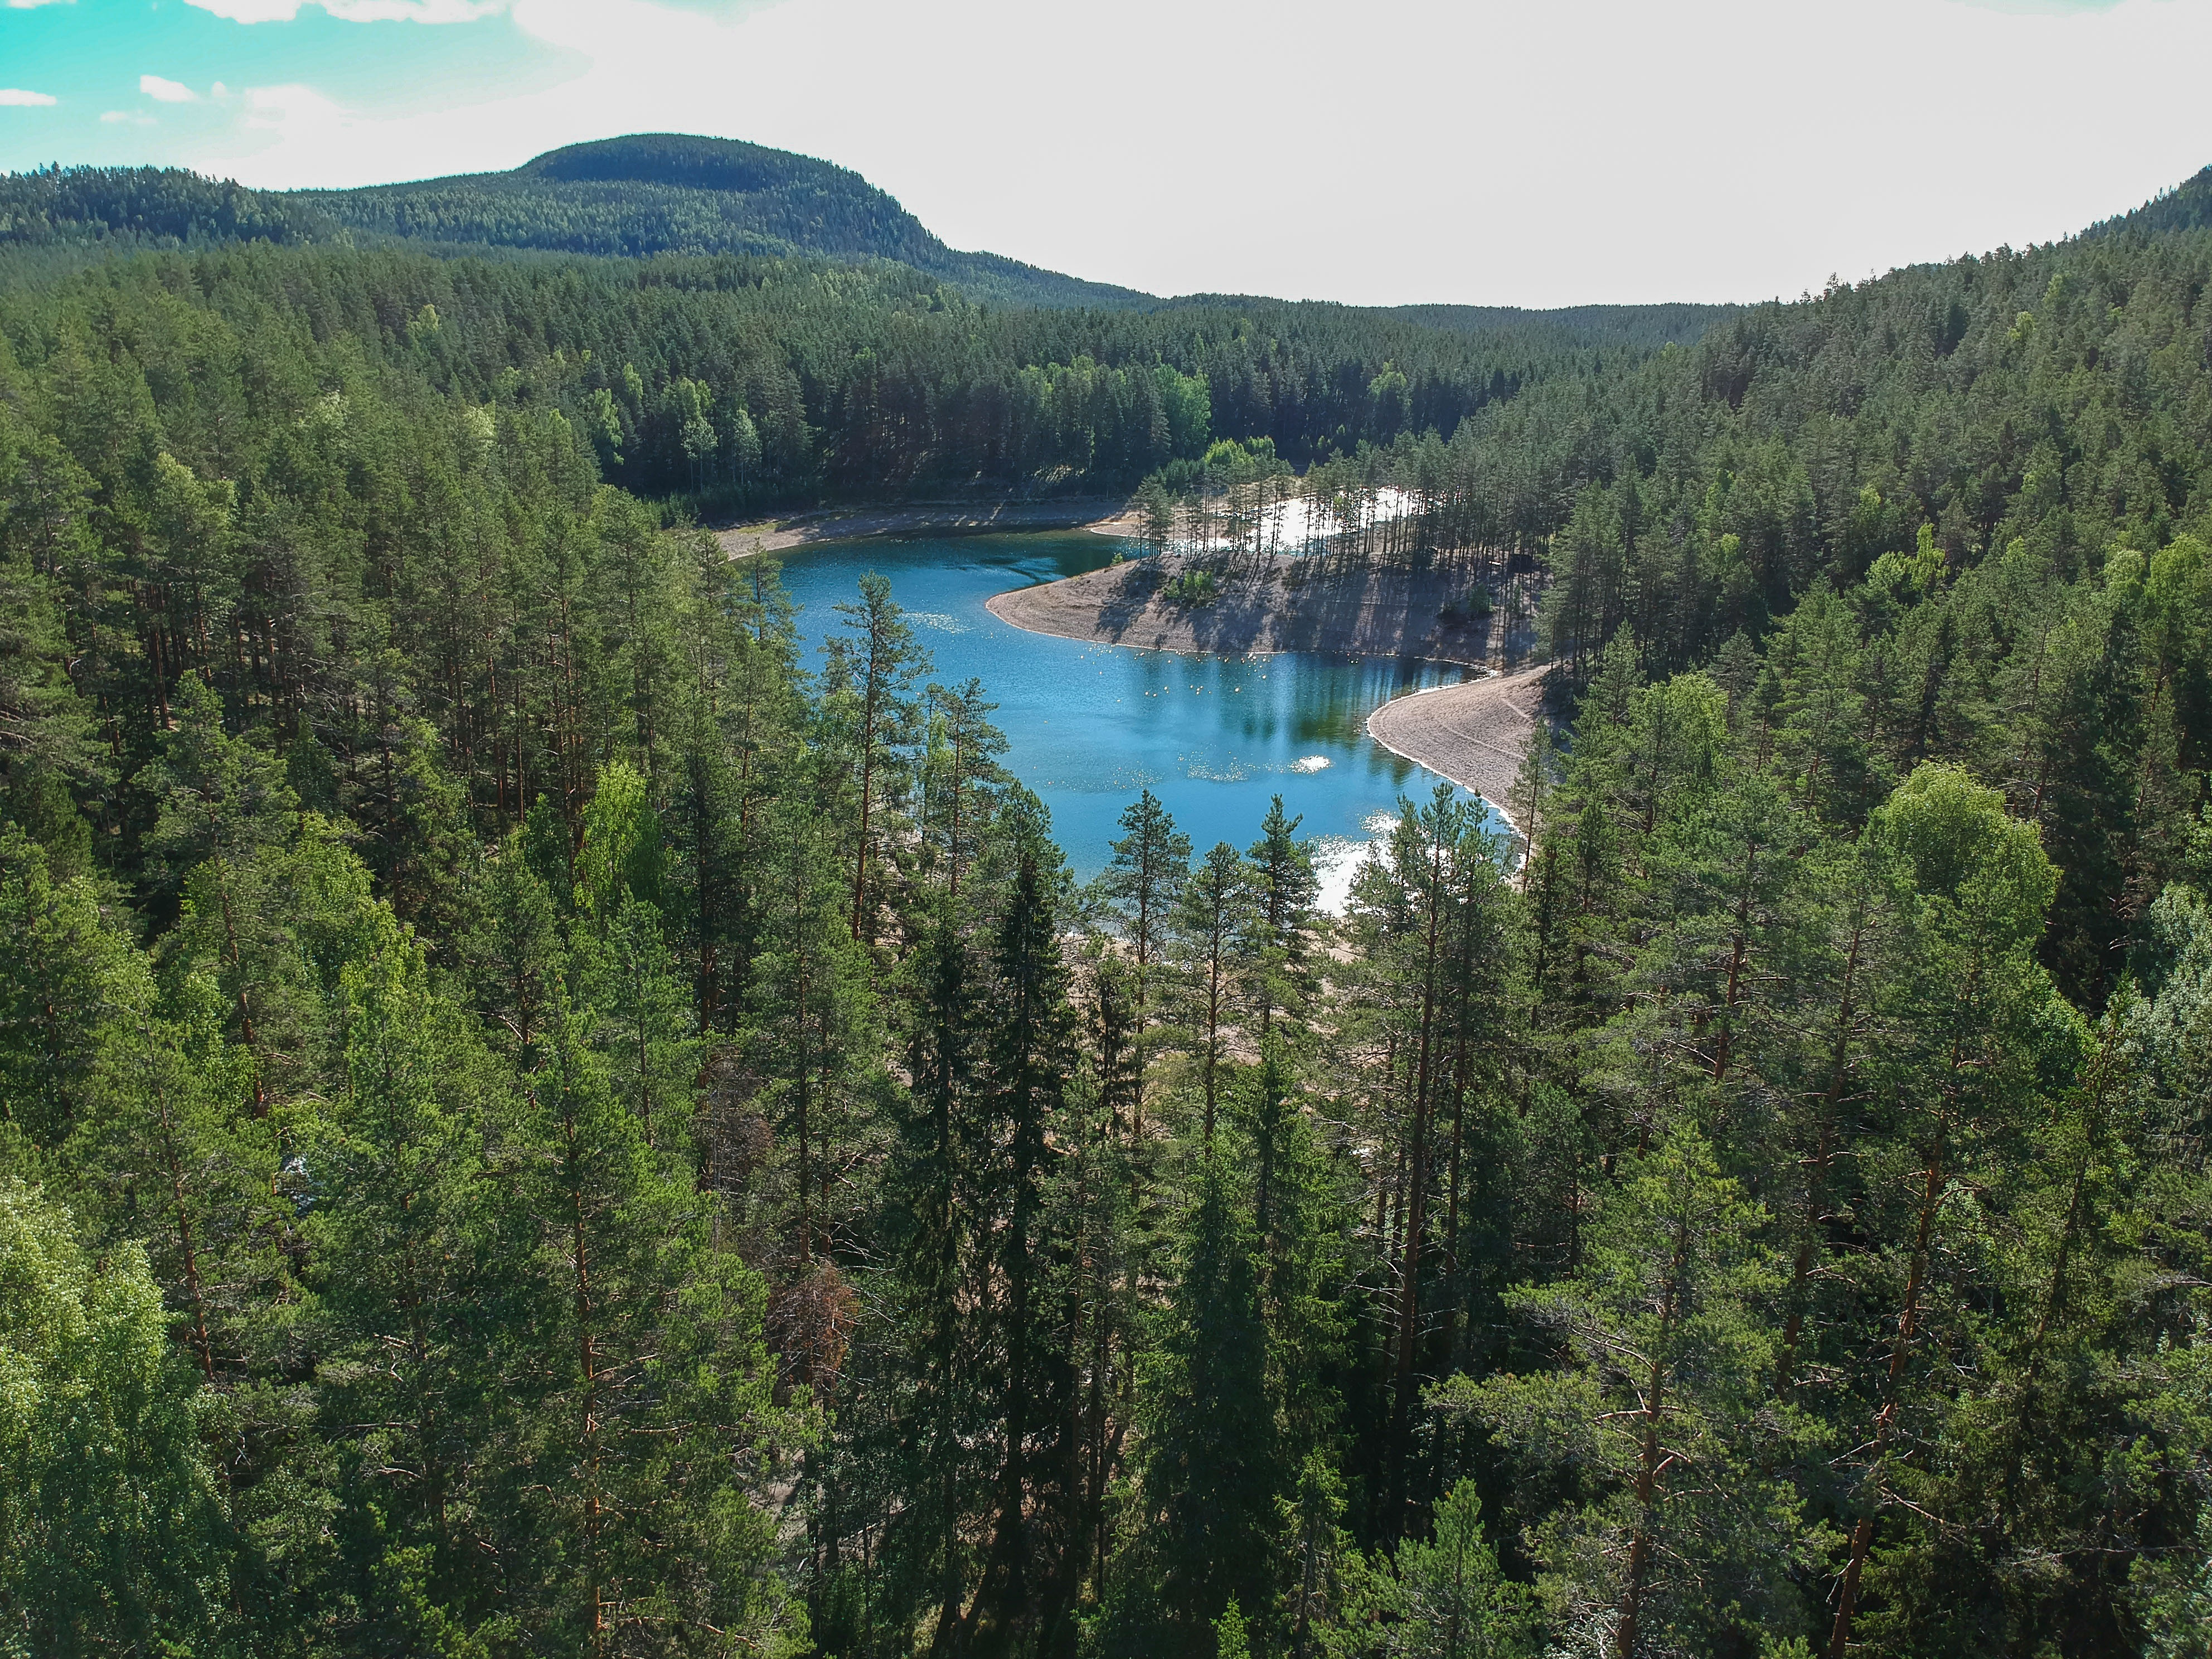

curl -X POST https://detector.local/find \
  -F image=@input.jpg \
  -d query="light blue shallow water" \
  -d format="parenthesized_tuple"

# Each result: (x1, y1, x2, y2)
(772, 532, 1500, 893)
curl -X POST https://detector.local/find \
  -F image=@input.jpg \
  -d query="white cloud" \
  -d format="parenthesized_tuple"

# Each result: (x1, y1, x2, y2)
(191, 0, 2212, 306)
(140, 75, 201, 103)
(5, 0, 76, 9)
(0, 89, 61, 106)
(323, 0, 506, 16)
(185, 0, 310, 16)
(101, 110, 158, 125)
(183, 0, 505, 20)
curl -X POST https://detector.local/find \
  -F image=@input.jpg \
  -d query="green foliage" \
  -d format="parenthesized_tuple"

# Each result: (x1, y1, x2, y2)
(1111, 1152, 1277, 1658)
(0, 146, 2209, 1659)
(0, 1180, 234, 1656)
(578, 758, 664, 918)
(0, 163, 341, 250)
(1328, 1481, 1535, 1659)
(1162, 568, 1220, 608)
(1472, 1128, 1804, 1653)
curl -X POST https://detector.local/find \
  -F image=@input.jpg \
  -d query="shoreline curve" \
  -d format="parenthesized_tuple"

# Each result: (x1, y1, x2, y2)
(1364, 664, 1554, 841)
(981, 550, 1554, 837)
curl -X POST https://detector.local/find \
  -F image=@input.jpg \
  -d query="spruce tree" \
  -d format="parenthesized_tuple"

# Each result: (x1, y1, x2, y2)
(1102, 790, 1191, 1135)
(1246, 794, 1321, 1036)
(1173, 842, 1257, 1144)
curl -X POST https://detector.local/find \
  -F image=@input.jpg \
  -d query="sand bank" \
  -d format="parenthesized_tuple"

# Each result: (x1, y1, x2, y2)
(716, 497, 1142, 556)
(1364, 664, 1555, 826)
(984, 550, 1517, 666)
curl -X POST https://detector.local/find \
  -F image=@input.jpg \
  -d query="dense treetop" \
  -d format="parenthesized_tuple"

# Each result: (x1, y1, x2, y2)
(2085, 163, 2212, 240)
(0, 236, 1697, 508)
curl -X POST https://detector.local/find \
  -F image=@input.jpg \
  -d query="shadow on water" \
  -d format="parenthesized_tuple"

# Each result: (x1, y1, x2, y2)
(773, 532, 1503, 890)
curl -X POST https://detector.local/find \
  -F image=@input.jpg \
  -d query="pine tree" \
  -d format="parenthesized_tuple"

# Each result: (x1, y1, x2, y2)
(746, 797, 881, 1281)
(822, 574, 927, 954)
(968, 792, 1080, 1653)
(1473, 1126, 1805, 1658)
(513, 982, 795, 1652)
(1114, 1152, 1277, 1658)
(921, 677, 1011, 900)
(1335, 1479, 1535, 1659)
(876, 887, 991, 1644)
(1823, 765, 2076, 1658)
(0, 826, 141, 1155)
(308, 913, 509, 1647)
(1246, 795, 1321, 1036)
(1240, 1054, 1349, 1478)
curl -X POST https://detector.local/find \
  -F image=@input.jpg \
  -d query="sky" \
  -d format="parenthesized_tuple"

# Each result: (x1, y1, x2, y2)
(2, 0, 2209, 307)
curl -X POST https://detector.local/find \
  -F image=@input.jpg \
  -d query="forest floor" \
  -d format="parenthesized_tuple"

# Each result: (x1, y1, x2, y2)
(716, 496, 1143, 554)
(1365, 664, 1556, 826)
(984, 549, 1535, 668)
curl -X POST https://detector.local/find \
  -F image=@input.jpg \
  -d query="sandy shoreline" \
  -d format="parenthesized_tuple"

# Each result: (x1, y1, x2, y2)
(1364, 664, 1555, 828)
(721, 506, 1555, 829)
(986, 549, 1555, 816)
(715, 497, 1142, 556)
(983, 550, 1519, 666)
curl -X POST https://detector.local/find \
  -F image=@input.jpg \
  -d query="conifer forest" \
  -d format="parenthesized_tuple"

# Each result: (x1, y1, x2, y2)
(3, 148, 2212, 1659)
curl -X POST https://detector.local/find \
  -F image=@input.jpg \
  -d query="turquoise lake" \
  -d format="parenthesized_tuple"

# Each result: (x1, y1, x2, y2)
(772, 532, 1500, 903)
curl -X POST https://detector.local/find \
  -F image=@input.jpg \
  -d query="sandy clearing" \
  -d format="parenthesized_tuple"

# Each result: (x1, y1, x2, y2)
(1365, 664, 1556, 830)
(715, 497, 1142, 556)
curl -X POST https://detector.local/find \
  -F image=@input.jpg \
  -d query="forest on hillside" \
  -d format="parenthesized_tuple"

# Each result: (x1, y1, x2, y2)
(0, 231, 1681, 510)
(2, 158, 2211, 1659)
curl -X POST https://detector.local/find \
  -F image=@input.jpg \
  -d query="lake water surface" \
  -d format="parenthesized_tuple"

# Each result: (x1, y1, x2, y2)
(772, 532, 1502, 904)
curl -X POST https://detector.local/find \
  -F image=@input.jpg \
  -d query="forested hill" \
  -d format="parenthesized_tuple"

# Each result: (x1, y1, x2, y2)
(294, 133, 1153, 310)
(1379, 299, 1736, 348)
(2085, 162, 2212, 239)
(0, 237, 1655, 507)
(0, 162, 342, 249)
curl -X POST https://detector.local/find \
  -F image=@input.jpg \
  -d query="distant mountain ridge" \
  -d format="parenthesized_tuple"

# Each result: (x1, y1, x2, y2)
(295, 133, 1154, 309)
(2, 133, 2206, 327)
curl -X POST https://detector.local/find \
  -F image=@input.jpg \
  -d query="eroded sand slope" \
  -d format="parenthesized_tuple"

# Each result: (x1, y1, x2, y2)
(985, 551, 1510, 664)
(1365, 664, 1555, 827)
